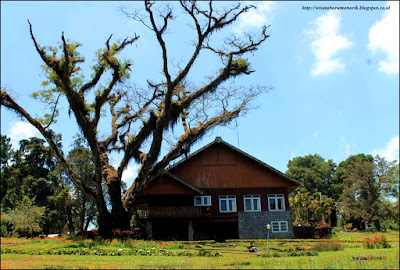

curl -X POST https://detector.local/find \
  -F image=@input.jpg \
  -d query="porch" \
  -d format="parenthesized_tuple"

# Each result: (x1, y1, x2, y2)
(137, 206, 210, 219)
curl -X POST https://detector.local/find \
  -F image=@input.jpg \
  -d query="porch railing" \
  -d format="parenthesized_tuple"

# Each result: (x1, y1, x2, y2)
(137, 206, 207, 218)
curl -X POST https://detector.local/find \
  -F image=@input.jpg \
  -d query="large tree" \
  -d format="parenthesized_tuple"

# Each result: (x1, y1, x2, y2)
(286, 154, 336, 198)
(339, 154, 398, 231)
(286, 154, 337, 225)
(1, 1, 269, 237)
(1, 137, 70, 235)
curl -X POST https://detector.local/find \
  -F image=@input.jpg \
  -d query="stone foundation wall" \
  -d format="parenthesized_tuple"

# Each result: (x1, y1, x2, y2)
(238, 211, 294, 239)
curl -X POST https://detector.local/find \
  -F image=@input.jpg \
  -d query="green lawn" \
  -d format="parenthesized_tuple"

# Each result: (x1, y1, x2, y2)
(1, 230, 399, 269)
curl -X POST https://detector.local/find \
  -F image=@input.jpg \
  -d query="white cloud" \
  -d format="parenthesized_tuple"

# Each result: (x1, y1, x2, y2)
(339, 136, 354, 158)
(372, 136, 399, 162)
(368, 1, 399, 74)
(235, 1, 277, 33)
(309, 11, 352, 76)
(8, 121, 40, 148)
(313, 131, 319, 138)
(120, 163, 139, 188)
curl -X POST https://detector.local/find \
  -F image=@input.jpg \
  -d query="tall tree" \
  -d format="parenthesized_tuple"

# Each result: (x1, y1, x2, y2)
(1, 1, 269, 237)
(286, 154, 336, 197)
(1, 135, 12, 171)
(338, 154, 398, 231)
(65, 137, 97, 232)
(286, 154, 337, 225)
(1, 135, 13, 202)
(1, 137, 69, 235)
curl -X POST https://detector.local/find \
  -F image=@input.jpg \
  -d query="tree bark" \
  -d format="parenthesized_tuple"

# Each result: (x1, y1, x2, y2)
(108, 178, 131, 230)
(374, 219, 381, 232)
(97, 207, 112, 238)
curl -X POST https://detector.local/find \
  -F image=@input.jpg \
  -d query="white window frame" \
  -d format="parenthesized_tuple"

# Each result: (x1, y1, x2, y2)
(268, 194, 285, 211)
(194, 196, 212, 206)
(219, 195, 237, 213)
(243, 195, 261, 212)
(271, 221, 288, 233)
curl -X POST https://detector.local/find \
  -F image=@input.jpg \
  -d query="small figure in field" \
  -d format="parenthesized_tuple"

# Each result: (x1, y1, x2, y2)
(247, 242, 260, 253)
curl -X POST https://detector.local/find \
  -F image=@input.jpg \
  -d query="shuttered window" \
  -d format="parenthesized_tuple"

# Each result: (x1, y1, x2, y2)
(271, 221, 288, 232)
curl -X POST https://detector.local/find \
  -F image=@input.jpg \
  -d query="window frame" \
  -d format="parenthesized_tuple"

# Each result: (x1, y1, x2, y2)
(268, 194, 285, 211)
(219, 195, 237, 213)
(271, 221, 288, 233)
(194, 196, 212, 206)
(243, 195, 261, 212)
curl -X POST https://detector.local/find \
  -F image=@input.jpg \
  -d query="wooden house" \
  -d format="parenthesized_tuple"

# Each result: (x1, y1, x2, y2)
(135, 137, 300, 240)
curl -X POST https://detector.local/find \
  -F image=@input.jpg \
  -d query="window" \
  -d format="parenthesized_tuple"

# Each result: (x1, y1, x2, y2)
(243, 195, 261, 212)
(219, 196, 237, 212)
(271, 221, 288, 232)
(268, 194, 285, 211)
(194, 196, 212, 206)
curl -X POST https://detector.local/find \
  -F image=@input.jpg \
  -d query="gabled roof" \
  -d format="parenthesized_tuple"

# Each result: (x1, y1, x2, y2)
(164, 171, 203, 194)
(167, 136, 300, 187)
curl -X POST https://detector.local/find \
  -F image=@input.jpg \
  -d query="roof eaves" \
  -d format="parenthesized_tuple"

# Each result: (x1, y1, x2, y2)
(164, 171, 203, 194)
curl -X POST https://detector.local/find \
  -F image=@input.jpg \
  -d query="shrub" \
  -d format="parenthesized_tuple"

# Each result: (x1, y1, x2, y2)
(312, 241, 345, 252)
(261, 251, 318, 257)
(362, 235, 392, 249)
(381, 220, 399, 231)
(197, 249, 222, 257)
(314, 221, 332, 239)
(287, 251, 318, 257)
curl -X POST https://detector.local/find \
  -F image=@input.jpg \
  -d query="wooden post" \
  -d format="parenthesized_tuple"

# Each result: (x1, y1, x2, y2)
(188, 220, 194, 241)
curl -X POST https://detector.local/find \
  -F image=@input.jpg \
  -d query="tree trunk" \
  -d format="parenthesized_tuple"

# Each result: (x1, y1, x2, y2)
(108, 178, 131, 230)
(79, 195, 86, 232)
(374, 219, 381, 232)
(66, 204, 75, 234)
(97, 208, 113, 238)
(330, 209, 338, 227)
(84, 212, 94, 231)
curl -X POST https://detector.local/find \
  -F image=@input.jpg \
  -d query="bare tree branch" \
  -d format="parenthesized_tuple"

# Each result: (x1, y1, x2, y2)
(1, 90, 98, 203)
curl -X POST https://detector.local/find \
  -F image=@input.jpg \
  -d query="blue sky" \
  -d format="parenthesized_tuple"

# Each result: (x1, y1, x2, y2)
(1, 1, 399, 187)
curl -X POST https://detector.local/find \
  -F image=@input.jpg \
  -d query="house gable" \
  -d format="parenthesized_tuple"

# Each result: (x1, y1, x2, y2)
(168, 137, 299, 192)
(142, 172, 202, 195)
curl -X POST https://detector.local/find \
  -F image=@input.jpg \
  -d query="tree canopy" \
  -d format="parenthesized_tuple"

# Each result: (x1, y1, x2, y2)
(1, 1, 269, 237)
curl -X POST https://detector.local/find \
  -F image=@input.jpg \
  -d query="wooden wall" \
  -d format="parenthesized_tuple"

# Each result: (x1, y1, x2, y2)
(169, 143, 297, 191)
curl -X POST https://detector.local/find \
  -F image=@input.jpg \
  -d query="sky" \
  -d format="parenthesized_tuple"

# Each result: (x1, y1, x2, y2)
(1, 1, 399, 188)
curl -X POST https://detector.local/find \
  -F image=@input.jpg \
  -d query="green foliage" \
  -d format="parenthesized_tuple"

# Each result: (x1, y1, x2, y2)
(1, 135, 12, 170)
(289, 191, 336, 224)
(286, 154, 336, 198)
(63, 136, 98, 232)
(312, 241, 345, 252)
(338, 154, 399, 230)
(9, 196, 45, 237)
(1, 213, 11, 237)
(1, 137, 72, 235)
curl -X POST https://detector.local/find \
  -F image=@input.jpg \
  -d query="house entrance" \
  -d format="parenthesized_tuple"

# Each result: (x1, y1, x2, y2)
(152, 219, 188, 240)
(193, 220, 238, 241)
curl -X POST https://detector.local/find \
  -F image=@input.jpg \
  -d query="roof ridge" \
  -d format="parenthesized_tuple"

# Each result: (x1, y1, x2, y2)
(167, 137, 300, 187)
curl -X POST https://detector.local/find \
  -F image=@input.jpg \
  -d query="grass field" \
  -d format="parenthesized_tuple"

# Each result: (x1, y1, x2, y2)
(1, 230, 399, 269)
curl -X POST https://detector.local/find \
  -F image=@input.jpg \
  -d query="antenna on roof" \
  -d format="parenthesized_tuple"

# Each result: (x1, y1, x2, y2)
(235, 118, 240, 148)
